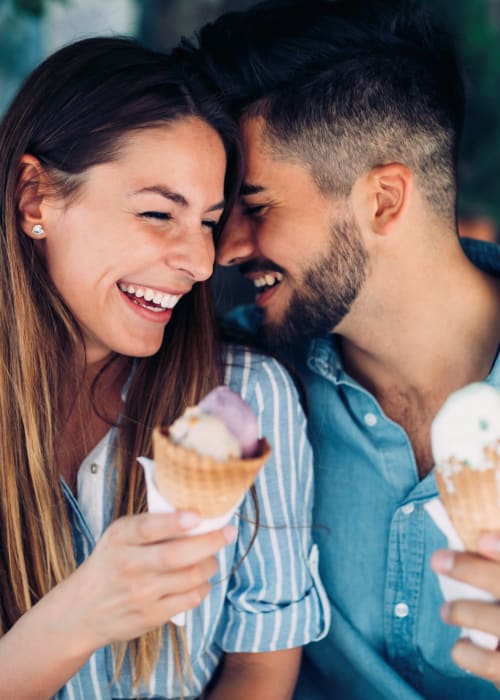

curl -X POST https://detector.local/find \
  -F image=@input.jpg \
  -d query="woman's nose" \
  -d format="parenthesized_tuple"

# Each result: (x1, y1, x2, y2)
(167, 226, 215, 282)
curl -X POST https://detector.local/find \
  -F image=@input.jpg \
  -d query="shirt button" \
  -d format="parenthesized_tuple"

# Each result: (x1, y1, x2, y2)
(402, 503, 415, 515)
(394, 602, 409, 618)
(90, 463, 99, 474)
(364, 412, 378, 427)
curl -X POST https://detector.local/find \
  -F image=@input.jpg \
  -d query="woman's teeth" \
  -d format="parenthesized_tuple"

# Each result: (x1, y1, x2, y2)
(253, 271, 283, 289)
(118, 283, 181, 310)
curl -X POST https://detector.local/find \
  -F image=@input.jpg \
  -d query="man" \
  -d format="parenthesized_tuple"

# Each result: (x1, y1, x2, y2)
(184, 1, 500, 697)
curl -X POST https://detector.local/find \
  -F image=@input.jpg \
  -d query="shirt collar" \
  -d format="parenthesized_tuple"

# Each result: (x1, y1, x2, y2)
(307, 334, 346, 385)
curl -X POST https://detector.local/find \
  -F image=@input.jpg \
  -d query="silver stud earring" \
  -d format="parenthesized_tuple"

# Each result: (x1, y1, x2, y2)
(32, 224, 45, 237)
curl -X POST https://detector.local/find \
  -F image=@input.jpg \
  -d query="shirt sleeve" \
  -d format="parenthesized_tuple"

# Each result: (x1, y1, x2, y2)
(216, 344, 330, 652)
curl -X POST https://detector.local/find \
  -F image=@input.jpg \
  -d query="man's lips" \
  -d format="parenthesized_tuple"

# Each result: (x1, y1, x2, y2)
(254, 282, 281, 308)
(239, 261, 285, 294)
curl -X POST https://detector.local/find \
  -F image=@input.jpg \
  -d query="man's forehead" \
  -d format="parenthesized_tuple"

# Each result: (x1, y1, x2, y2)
(239, 118, 323, 201)
(240, 116, 272, 178)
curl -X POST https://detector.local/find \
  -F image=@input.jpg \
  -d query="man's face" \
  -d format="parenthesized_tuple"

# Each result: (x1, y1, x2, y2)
(217, 117, 368, 346)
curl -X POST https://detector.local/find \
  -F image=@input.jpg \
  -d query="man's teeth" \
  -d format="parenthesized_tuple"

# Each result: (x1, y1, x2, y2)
(118, 283, 181, 309)
(253, 271, 283, 289)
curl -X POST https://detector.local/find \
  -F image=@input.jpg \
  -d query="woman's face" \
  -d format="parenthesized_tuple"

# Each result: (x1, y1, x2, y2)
(41, 117, 226, 363)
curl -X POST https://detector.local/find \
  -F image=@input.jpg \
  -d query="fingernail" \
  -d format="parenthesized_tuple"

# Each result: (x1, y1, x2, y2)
(223, 525, 237, 543)
(177, 511, 200, 529)
(431, 549, 455, 573)
(477, 533, 500, 552)
(441, 601, 452, 621)
(452, 637, 475, 672)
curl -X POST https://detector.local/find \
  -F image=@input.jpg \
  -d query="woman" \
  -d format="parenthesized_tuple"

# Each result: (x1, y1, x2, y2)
(0, 37, 326, 699)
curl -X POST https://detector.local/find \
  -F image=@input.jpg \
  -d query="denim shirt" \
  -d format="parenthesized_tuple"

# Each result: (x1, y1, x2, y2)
(229, 239, 500, 700)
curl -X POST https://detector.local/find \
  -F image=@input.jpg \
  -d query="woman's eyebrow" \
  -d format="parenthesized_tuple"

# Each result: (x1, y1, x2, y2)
(130, 185, 189, 207)
(206, 200, 225, 212)
(130, 185, 224, 212)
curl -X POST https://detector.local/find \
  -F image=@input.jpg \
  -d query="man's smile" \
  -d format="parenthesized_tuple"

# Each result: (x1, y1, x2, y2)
(252, 270, 283, 290)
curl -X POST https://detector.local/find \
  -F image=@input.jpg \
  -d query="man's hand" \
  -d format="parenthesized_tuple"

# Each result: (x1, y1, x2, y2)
(431, 534, 500, 683)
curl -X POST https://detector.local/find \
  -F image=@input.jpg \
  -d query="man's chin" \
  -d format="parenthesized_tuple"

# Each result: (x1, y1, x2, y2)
(260, 303, 343, 348)
(260, 315, 307, 349)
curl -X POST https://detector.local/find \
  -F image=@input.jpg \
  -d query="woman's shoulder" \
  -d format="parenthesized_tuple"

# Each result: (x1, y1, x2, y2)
(222, 342, 305, 418)
(222, 342, 294, 390)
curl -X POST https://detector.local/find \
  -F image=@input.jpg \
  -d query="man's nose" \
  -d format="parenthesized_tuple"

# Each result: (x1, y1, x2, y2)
(216, 204, 255, 266)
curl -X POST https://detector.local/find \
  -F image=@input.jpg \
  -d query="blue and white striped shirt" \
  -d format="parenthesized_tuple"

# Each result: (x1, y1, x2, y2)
(56, 344, 328, 699)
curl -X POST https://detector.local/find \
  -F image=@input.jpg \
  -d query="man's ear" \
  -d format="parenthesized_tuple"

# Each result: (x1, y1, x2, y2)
(362, 162, 413, 236)
(16, 154, 49, 239)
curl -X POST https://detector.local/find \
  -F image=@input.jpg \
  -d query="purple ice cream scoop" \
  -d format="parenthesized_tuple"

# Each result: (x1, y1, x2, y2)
(199, 386, 260, 457)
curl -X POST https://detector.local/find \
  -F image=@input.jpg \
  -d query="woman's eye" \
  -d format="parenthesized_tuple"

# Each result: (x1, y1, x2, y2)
(140, 211, 172, 221)
(201, 219, 218, 234)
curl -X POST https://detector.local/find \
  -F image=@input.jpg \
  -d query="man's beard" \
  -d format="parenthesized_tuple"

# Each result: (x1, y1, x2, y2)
(262, 214, 368, 348)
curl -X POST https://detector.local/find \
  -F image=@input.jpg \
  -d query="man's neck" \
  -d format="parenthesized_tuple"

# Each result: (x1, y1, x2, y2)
(341, 246, 500, 396)
(338, 242, 500, 478)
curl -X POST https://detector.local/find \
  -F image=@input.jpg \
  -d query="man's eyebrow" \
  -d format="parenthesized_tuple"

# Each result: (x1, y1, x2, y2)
(131, 186, 224, 213)
(240, 183, 266, 196)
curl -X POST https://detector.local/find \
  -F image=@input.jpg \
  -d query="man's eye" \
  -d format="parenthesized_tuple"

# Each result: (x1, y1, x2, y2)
(140, 211, 172, 221)
(242, 204, 267, 217)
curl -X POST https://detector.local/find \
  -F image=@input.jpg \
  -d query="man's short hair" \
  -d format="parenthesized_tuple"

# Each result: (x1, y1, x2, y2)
(184, 0, 465, 223)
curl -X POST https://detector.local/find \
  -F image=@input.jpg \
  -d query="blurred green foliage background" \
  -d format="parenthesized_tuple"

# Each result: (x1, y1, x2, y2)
(1, 0, 499, 233)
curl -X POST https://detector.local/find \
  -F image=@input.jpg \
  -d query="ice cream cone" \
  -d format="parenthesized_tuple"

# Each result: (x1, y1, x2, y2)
(152, 427, 272, 518)
(431, 383, 500, 552)
(435, 442, 500, 552)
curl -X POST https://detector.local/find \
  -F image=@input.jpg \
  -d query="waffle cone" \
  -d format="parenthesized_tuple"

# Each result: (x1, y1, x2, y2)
(152, 427, 272, 517)
(435, 448, 500, 551)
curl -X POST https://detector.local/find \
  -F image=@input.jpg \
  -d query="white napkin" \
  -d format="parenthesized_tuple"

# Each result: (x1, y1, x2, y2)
(138, 457, 240, 626)
(425, 497, 498, 649)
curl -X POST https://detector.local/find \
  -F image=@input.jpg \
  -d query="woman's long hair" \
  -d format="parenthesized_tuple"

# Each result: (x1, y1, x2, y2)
(0, 36, 241, 689)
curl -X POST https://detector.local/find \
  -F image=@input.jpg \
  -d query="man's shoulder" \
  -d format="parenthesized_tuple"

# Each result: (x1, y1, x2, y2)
(461, 237, 500, 276)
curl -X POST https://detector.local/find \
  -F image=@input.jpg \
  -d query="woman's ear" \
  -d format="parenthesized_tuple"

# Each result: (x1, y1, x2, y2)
(17, 154, 48, 239)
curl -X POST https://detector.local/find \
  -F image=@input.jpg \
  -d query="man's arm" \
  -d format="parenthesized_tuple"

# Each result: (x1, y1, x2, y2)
(207, 648, 302, 700)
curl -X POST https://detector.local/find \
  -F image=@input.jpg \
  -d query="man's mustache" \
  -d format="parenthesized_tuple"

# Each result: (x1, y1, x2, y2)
(239, 260, 285, 276)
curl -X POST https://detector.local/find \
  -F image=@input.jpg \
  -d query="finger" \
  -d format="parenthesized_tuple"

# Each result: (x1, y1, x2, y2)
(144, 526, 236, 573)
(152, 557, 219, 597)
(118, 557, 219, 604)
(442, 599, 500, 638)
(109, 511, 202, 546)
(431, 549, 500, 598)
(477, 533, 500, 562)
(112, 581, 212, 640)
(451, 637, 500, 682)
(159, 581, 212, 622)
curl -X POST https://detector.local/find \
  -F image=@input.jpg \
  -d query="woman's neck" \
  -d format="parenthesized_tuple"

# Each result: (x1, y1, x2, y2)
(58, 354, 131, 492)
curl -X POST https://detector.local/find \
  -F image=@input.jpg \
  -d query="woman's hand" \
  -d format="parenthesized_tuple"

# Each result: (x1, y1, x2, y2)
(0, 511, 235, 700)
(431, 534, 500, 683)
(70, 511, 236, 652)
